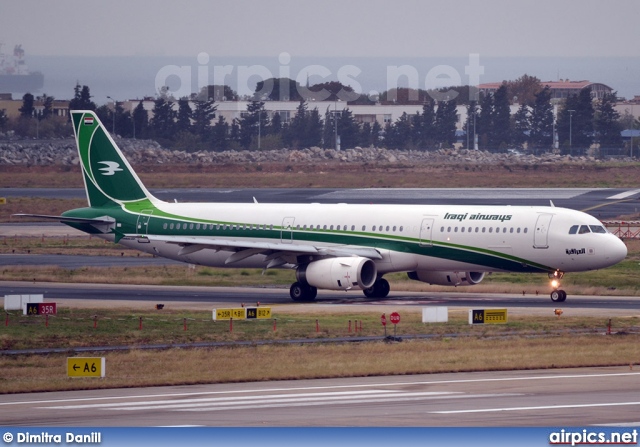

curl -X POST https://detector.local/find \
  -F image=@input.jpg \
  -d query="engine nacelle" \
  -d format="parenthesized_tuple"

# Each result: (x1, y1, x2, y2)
(407, 270, 485, 286)
(297, 257, 377, 291)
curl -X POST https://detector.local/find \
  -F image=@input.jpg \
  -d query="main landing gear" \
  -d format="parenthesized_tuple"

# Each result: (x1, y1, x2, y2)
(549, 270, 567, 302)
(289, 282, 317, 302)
(363, 278, 390, 299)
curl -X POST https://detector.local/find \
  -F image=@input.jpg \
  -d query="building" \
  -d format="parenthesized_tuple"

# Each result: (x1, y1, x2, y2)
(478, 80, 614, 102)
(0, 93, 70, 118)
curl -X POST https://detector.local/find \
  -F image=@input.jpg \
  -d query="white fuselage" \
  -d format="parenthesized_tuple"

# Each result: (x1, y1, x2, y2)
(107, 202, 627, 275)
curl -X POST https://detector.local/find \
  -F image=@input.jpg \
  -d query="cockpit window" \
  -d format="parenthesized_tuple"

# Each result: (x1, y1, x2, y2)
(569, 225, 579, 234)
(578, 225, 591, 234)
(589, 225, 607, 234)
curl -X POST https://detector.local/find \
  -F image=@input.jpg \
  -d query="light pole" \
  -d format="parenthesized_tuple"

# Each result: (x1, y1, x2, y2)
(106, 96, 116, 135)
(568, 109, 575, 155)
(631, 104, 635, 158)
(257, 110, 261, 150)
(334, 99, 340, 151)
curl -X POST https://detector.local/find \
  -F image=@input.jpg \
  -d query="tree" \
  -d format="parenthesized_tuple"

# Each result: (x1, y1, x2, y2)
(476, 92, 494, 150)
(594, 92, 622, 149)
(19, 93, 35, 118)
(149, 97, 176, 140)
(191, 97, 217, 140)
(507, 74, 542, 106)
(239, 100, 267, 149)
(132, 101, 149, 139)
(529, 86, 554, 151)
(199, 85, 238, 102)
(412, 100, 436, 149)
(306, 107, 323, 148)
(337, 108, 360, 149)
(68, 83, 96, 111)
(512, 104, 530, 149)
(211, 115, 229, 151)
(38, 94, 54, 120)
(434, 100, 458, 148)
(175, 97, 192, 134)
(491, 84, 511, 149)
(463, 100, 479, 149)
(385, 112, 412, 149)
(306, 81, 358, 101)
(371, 121, 382, 147)
(255, 77, 303, 102)
(287, 100, 309, 148)
(0, 109, 8, 132)
(557, 88, 594, 154)
(360, 121, 373, 147)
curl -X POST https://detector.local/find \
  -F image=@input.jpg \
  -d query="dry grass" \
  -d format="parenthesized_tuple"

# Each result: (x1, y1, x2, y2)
(1, 335, 638, 393)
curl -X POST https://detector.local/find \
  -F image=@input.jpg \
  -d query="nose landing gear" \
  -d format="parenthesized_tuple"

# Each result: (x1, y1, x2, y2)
(549, 270, 567, 302)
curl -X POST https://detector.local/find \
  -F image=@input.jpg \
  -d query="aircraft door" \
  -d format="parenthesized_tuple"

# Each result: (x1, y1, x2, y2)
(281, 217, 295, 243)
(419, 218, 434, 247)
(136, 210, 153, 236)
(533, 213, 553, 249)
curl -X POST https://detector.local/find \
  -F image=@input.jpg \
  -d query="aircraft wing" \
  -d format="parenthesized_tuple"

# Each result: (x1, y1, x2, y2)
(142, 234, 382, 267)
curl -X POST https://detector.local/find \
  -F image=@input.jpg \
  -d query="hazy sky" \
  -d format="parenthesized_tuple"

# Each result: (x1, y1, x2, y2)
(2, 0, 640, 58)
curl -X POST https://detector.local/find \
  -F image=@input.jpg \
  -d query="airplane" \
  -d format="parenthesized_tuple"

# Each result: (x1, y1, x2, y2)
(14, 110, 628, 303)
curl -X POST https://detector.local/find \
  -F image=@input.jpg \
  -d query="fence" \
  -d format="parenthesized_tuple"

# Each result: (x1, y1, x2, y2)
(604, 221, 640, 239)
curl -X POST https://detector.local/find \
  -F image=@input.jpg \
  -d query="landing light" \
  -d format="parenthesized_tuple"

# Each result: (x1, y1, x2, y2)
(551, 280, 559, 289)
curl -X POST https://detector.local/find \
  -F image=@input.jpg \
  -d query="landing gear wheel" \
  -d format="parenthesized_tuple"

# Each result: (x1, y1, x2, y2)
(289, 282, 317, 302)
(550, 289, 567, 302)
(363, 278, 390, 298)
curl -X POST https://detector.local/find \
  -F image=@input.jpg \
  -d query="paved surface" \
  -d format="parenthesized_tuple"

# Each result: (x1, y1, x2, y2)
(1, 367, 638, 427)
(3, 186, 640, 219)
(0, 281, 639, 317)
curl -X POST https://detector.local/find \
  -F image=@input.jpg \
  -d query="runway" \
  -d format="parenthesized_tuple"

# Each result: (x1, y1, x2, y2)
(1, 367, 639, 427)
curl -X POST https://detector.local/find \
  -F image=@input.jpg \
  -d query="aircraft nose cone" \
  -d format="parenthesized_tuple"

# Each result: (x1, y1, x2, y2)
(607, 236, 627, 264)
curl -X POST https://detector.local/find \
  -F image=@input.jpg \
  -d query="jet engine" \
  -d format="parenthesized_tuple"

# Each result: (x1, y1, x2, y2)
(296, 257, 377, 291)
(407, 270, 485, 286)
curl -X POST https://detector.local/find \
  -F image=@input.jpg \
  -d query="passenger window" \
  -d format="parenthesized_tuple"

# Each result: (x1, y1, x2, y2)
(441, 227, 445, 232)
(461, 227, 465, 233)
(489, 228, 493, 233)
(362, 225, 366, 231)
(578, 225, 591, 234)
(352, 225, 356, 231)
(373, 226, 376, 231)
(386, 226, 390, 231)
(400, 226, 403, 231)
(524, 228, 528, 234)
(590, 225, 606, 234)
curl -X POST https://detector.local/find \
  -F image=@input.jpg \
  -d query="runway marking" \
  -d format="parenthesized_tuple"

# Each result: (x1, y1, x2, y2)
(44, 391, 527, 413)
(432, 401, 640, 414)
(607, 189, 640, 200)
(43, 390, 420, 410)
(6, 371, 638, 408)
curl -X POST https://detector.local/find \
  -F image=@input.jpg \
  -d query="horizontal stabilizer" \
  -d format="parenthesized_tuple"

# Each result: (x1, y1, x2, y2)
(12, 214, 115, 225)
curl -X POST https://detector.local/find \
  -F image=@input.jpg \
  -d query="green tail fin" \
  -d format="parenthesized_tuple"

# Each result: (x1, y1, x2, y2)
(70, 111, 158, 208)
